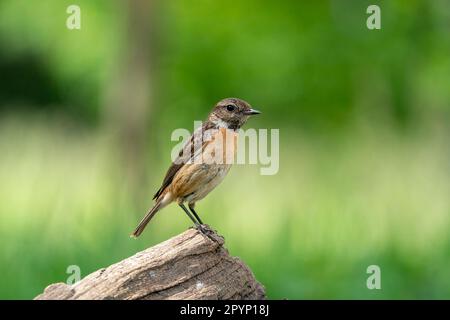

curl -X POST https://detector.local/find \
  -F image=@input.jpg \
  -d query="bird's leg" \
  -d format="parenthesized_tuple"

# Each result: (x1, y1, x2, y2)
(179, 203, 198, 224)
(189, 204, 212, 236)
(178, 203, 207, 234)
(188, 203, 204, 225)
(179, 203, 206, 234)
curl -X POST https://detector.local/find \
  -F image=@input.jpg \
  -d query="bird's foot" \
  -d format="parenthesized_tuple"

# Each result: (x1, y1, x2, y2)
(193, 223, 224, 244)
(194, 223, 209, 234)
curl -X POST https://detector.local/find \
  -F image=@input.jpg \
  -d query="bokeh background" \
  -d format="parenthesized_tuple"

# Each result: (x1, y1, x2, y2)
(0, 0, 449, 299)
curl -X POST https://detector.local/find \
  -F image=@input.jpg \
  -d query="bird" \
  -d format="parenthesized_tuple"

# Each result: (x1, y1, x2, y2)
(131, 97, 261, 237)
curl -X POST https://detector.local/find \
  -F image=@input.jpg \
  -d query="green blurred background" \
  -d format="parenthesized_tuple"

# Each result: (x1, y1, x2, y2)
(0, 0, 449, 299)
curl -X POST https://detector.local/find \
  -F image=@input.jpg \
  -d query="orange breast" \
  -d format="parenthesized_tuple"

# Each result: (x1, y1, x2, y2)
(170, 127, 237, 200)
(202, 128, 238, 165)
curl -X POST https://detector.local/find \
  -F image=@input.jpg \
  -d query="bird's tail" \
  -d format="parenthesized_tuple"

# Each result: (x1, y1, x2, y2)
(131, 194, 171, 238)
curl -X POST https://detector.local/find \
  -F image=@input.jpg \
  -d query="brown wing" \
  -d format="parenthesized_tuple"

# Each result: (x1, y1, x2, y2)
(152, 121, 216, 200)
(152, 163, 182, 200)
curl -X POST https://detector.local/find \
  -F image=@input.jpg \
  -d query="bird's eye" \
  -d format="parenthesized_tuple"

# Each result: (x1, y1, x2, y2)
(226, 105, 235, 111)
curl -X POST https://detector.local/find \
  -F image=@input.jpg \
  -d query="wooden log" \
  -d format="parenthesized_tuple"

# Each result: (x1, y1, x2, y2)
(35, 226, 266, 300)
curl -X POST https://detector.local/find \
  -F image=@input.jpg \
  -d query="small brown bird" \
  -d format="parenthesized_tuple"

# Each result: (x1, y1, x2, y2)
(131, 98, 260, 237)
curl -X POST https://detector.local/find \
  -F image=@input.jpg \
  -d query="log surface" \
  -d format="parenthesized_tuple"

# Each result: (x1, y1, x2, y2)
(35, 227, 265, 300)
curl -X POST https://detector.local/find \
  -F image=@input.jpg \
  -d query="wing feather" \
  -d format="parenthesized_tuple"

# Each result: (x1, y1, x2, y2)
(152, 122, 216, 200)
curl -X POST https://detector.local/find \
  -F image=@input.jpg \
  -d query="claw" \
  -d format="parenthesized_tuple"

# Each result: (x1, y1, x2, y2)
(192, 224, 224, 244)
(194, 223, 208, 234)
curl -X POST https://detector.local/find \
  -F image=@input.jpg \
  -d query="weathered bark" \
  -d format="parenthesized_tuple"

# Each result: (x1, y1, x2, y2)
(35, 227, 266, 300)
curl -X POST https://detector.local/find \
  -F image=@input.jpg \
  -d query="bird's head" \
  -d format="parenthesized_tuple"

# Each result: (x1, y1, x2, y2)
(208, 98, 261, 129)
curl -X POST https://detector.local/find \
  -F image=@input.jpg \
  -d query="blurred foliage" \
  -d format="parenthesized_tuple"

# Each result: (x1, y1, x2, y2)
(0, 0, 449, 299)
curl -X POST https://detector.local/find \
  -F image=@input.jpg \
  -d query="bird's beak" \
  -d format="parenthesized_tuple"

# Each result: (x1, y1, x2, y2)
(243, 108, 261, 115)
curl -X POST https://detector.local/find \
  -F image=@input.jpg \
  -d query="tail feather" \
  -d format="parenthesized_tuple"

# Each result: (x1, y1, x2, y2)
(131, 198, 167, 238)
